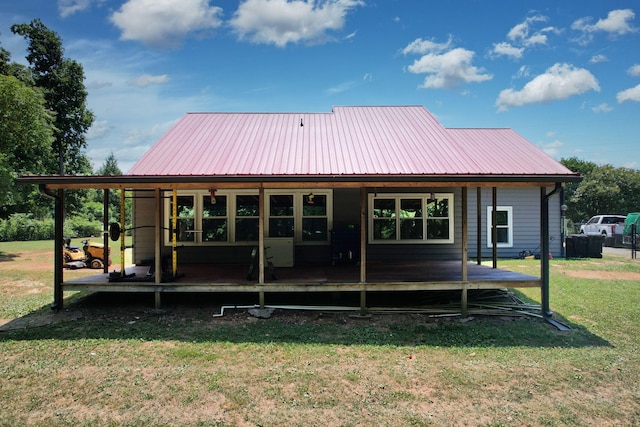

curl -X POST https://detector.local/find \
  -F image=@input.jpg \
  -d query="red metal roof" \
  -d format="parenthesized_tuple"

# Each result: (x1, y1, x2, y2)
(128, 106, 576, 178)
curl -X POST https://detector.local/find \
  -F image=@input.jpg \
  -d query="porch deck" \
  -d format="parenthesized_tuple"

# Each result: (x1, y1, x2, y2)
(63, 260, 541, 294)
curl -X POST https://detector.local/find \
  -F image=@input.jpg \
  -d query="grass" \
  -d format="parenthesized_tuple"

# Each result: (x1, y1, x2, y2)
(1, 240, 640, 426)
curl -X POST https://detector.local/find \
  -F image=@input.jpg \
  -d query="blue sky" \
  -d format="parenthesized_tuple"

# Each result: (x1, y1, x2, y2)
(1, 0, 639, 173)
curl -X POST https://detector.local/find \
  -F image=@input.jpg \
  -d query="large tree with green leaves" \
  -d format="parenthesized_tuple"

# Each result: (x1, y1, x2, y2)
(561, 157, 640, 223)
(10, 19, 94, 176)
(0, 75, 54, 217)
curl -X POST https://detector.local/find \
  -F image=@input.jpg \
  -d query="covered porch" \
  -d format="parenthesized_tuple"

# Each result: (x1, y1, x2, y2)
(20, 173, 568, 319)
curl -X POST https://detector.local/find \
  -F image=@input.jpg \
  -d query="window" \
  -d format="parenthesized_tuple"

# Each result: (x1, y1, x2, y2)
(235, 195, 259, 242)
(487, 206, 513, 248)
(202, 195, 227, 242)
(303, 193, 328, 241)
(169, 195, 195, 242)
(165, 190, 332, 245)
(369, 193, 454, 244)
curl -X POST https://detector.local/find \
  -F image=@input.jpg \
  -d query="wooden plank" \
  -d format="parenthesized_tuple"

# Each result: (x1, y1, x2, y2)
(41, 180, 566, 191)
(360, 187, 367, 283)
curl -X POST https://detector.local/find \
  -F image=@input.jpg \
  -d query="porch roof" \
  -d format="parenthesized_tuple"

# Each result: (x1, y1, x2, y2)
(19, 105, 580, 189)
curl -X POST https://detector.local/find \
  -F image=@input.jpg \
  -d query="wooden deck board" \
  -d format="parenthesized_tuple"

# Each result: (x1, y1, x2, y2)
(63, 261, 541, 293)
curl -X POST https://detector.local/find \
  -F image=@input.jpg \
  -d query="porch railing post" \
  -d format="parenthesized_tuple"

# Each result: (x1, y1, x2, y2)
(53, 189, 64, 311)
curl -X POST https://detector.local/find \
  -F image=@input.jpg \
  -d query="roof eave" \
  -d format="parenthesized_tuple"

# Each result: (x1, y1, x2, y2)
(17, 173, 582, 190)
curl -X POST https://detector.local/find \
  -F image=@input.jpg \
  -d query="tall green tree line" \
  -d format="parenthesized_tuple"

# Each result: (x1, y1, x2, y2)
(561, 157, 640, 224)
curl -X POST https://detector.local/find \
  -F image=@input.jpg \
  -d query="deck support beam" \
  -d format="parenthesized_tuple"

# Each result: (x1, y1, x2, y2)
(492, 187, 497, 269)
(155, 188, 162, 309)
(461, 187, 468, 317)
(103, 189, 110, 274)
(477, 187, 482, 265)
(541, 183, 561, 318)
(53, 189, 64, 311)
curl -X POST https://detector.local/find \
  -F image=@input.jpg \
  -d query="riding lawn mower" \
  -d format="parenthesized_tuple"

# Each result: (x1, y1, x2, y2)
(62, 237, 111, 269)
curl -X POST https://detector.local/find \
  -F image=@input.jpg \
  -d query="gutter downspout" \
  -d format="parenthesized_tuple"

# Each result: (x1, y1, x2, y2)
(541, 183, 570, 330)
(39, 184, 64, 311)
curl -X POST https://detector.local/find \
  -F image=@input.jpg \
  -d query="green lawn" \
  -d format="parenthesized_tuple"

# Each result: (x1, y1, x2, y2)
(1, 240, 639, 426)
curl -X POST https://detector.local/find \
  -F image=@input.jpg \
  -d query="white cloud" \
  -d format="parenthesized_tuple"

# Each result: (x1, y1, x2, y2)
(229, 0, 364, 47)
(592, 103, 612, 113)
(628, 64, 640, 77)
(325, 73, 372, 95)
(86, 120, 111, 140)
(539, 140, 564, 157)
(572, 9, 637, 43)
(496, 63, 600, 111)
(589, 54, 608, 64)
(514, 65, 530, 79)
(129, 74, 170, 87)
(110, 0, 223, 48)
(507, 15, 555, 46)
(403, 38, 492, 89)
(401, 37, 452, 55)
(492, 42, 524, 59)
(617, 83, 640, 103)
(58, 0, 91, 17)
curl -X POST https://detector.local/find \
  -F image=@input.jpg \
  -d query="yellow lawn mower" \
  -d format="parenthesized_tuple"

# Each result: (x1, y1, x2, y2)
(62, 237, 111, 269)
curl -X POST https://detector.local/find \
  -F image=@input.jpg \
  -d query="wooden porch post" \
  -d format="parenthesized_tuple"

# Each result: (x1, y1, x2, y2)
(461, 187, 468, 317)
(53, 189, 64, 311)
(360, 187, 367, 316)
(103, 189, 109, 274)
(154, 188, 162, 308)
(492, 187, 497, 269)
(477, 187, 482, 265)
(258, 187, 265, 308)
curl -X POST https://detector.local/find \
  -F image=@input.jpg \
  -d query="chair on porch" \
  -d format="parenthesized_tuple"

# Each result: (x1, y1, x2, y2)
(246, 246, 277, 280)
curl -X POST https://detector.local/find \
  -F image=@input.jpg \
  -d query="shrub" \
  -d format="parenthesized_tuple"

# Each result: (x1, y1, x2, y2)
(0, 213, 55, 241)
(0, 214, 102, 241)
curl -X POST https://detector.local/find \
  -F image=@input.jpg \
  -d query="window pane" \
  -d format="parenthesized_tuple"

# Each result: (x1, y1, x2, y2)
(203, 218, 227, 242)
(374, 199, 395, 218)
(496, 228, 509, 243)
(303, 194, 326, 216)
(236, 195, 258, 217)
(269, 218, 294, 237)
(427, 219, 449, 240)
(302, 218, 327, 241)
(400, 199, 422, 218)
(171, 196, 194, 218)
(427, 198, 448, 218)
(496, 211, 508, 226)
(176, 218, 195, 242)
(202, 195, 227, 217)
(270, 195, 294, 216)
(400, 219, 423, 239)
(236, 218, 259, 241)
(373, 219, 396, 240)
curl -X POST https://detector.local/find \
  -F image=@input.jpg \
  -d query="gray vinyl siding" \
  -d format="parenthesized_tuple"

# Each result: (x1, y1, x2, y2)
(466, 187, 562, 259)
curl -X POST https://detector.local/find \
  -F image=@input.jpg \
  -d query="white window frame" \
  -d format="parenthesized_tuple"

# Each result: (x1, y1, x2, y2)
(367, 193, 455, 244)
(486, 206, 513, 248)
(265, 190, 333, 246)
(164, 189, 332, 246)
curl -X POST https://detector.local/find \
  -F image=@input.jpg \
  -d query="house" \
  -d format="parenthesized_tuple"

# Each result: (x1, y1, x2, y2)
(20, 106, 580, 320)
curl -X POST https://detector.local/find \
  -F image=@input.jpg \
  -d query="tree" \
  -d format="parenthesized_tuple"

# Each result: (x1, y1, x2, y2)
(0, 75, 54, 217)
(97, 151, 123, 176)
(10, 19, 94, 176)
(561, 159, 640, 223)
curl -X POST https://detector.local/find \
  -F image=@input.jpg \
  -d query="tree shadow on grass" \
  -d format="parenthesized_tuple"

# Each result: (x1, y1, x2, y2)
(0, 290, 612, 349)
(0, 251, 18, 262)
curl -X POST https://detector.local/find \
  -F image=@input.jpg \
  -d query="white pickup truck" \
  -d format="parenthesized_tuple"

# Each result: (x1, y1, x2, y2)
(580, 215, 626, 237)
